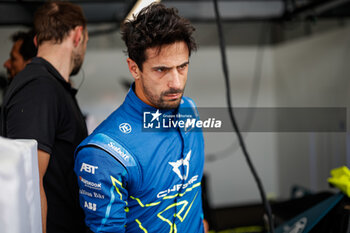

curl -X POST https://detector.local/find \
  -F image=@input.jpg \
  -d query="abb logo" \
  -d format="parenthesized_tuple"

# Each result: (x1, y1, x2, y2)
(84, 201, 96, 211)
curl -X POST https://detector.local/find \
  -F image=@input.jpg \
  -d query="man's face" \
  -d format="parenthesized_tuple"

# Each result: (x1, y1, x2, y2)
(71, 29, 88, 76)
(134, 41, 189, 109)
(3, 40, 28, 79)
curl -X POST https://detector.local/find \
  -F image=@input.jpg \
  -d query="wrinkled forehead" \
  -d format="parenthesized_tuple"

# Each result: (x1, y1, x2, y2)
(144, 42, 189, 65)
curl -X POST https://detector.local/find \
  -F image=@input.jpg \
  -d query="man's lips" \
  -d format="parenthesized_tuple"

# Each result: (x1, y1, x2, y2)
(164, 93, 181, 99)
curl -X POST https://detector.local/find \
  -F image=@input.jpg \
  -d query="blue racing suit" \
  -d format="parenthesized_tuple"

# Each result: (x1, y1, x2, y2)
(74, 86, 205, 233)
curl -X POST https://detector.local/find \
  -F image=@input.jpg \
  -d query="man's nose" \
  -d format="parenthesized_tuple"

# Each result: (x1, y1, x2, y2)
(4, 59, 11, 69)
(168, 69, 181, 89)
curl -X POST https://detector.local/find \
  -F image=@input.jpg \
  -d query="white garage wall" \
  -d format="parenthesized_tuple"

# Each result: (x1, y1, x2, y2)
(273, 25, 350, 199)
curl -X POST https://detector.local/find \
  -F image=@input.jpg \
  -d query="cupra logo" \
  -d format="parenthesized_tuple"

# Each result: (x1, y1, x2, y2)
(169, 150, 191, 180)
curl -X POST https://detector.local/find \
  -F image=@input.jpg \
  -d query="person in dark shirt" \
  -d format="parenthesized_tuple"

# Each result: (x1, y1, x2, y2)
(1, 1, 89, 233)
(0, 30, 37, 119)
(3, 30, 37, 80)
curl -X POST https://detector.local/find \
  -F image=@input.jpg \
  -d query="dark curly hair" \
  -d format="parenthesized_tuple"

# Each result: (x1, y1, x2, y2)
(121, 3, 197, 71)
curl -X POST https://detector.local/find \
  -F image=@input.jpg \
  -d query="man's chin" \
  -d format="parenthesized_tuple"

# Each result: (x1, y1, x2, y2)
(160, 99, 182, 109)
(6, 71, 13, 80)
(70, 67, 81, 76)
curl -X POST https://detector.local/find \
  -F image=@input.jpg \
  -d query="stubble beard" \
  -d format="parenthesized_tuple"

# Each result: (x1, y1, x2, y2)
(142, 83, 184, 109)
(70, 50, 84, 76)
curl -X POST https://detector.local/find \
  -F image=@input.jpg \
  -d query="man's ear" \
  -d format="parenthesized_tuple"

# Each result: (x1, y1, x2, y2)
(127, 58, 141, 80)
(33, 35, 38, 47)
(73, 26, 84, 47)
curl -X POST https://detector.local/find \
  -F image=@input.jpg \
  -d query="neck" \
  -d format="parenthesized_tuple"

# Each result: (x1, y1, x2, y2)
(37, 40, 73, 82)
(134, 80, 157, 108)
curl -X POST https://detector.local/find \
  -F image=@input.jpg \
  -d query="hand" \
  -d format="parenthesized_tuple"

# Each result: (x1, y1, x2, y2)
(203, 219, 209, 233)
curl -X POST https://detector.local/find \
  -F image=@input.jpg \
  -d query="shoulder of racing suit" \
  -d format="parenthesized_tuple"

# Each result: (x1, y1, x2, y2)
(75, 132, 142, 195)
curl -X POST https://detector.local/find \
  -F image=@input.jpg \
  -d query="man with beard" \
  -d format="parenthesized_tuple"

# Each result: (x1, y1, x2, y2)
(74, 3, 207, 233)
(1, 2, 88, 233)
(3, 30, 37, 81)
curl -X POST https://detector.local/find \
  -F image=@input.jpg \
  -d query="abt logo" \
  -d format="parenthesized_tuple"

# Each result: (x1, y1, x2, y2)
(80, 163, 98, 174)
(84, 201, 96, 211)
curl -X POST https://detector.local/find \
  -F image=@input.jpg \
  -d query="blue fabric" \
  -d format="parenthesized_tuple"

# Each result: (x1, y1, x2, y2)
(74, 86, 205, 233)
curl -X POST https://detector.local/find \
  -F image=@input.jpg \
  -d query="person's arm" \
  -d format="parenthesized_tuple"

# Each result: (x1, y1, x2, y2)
(74, 146, 129, 233)
(38, 149, 50, 233)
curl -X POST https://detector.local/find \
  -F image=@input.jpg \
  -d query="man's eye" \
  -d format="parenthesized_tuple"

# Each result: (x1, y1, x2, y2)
(178, 64, 188, 70)
(156, 68, 165, 72)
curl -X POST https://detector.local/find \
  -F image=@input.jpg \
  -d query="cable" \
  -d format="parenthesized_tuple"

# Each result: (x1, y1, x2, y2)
(206, 22, 268, 163)
(213, 0, 275, 232)
(71, 68, 85, 91)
